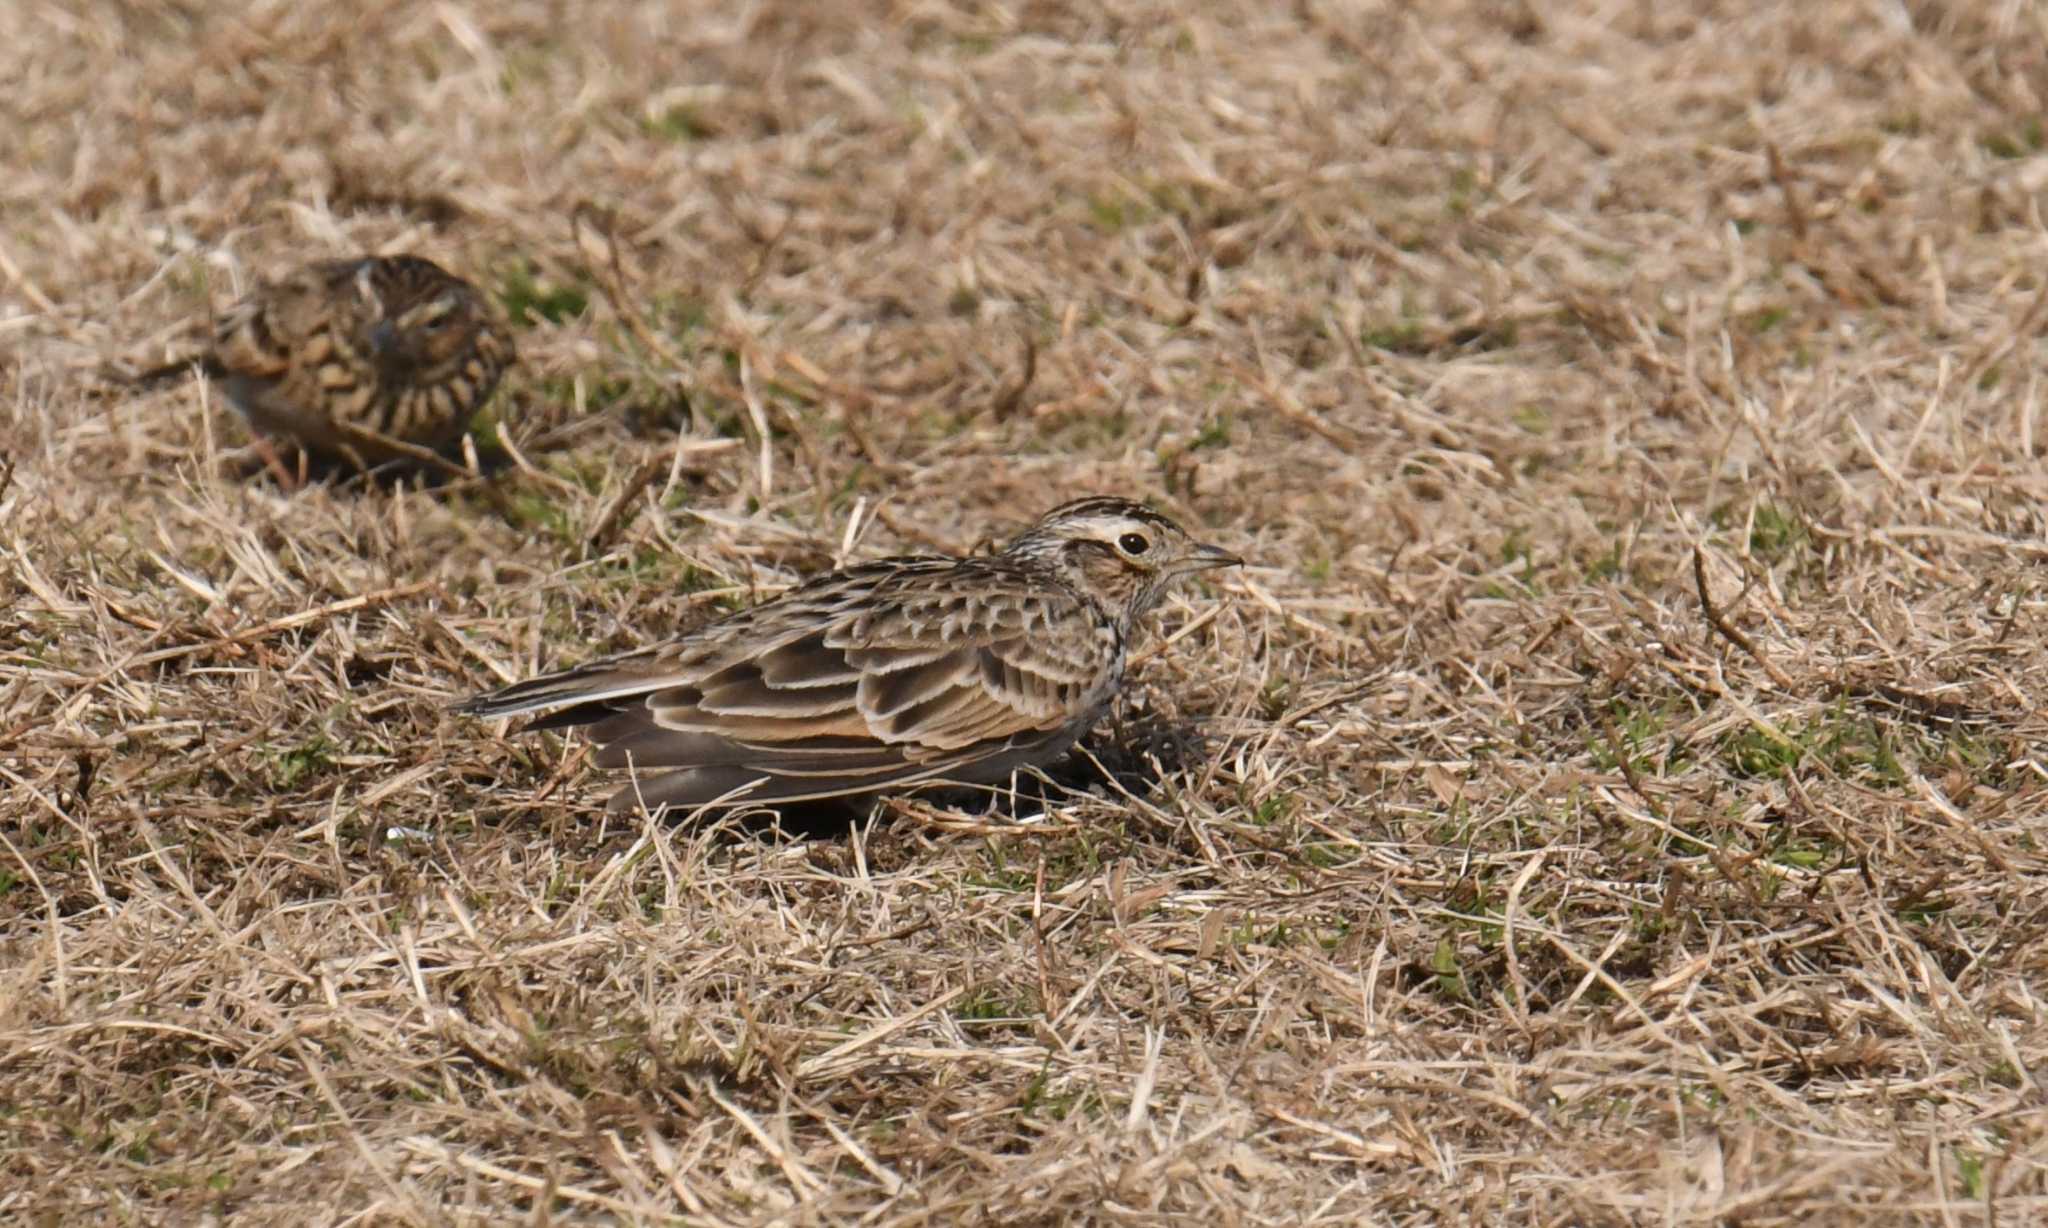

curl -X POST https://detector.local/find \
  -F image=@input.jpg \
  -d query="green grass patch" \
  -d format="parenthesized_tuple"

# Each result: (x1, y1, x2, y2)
(497, 263, 591, 326)
(642, 104, 710, 142)
(268, 735, 336, 790)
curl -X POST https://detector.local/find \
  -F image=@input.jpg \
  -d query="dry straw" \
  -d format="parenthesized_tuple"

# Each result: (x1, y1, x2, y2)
(3, 1, 2047, 1223)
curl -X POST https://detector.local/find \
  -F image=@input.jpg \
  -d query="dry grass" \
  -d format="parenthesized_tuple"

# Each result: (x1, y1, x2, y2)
(5, 1, 2048, 1222)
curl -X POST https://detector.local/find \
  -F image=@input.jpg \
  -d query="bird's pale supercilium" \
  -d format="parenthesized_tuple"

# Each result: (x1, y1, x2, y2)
(455, 497, 1243, 813)
(198, 255, 513, 467)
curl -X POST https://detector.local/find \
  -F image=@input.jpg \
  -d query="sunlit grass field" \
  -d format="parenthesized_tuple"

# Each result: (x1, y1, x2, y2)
(4, 2, 2047, 1222)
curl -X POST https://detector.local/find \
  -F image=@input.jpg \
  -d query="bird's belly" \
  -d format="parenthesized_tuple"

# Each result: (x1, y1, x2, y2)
(224, 375, 347, 449)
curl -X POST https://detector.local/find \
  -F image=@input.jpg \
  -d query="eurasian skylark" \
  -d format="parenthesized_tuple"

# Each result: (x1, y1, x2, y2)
(455, 497, 1242, 813)
(154, 255, 515, 470)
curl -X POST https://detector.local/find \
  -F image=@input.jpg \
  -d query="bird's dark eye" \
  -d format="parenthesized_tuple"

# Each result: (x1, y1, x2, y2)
(1118, 532, 1150, 555)
(415, 298, 464, 332)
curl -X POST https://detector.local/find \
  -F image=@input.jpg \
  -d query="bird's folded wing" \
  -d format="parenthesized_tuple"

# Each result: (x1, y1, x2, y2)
(588, 626, 1099, 810)
(210, 296, 294, 380)
(458, 563, 1113, 808)
(632, 589, 1102, 758)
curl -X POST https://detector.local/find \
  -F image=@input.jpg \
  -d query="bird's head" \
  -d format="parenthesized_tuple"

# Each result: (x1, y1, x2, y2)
(1004, 496, 1241, 623)
(353, 257, 500, 380)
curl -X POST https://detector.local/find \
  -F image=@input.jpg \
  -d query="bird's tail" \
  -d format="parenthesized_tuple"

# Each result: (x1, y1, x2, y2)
(101, 349, 226, 389)
(449, 653, 666, 722)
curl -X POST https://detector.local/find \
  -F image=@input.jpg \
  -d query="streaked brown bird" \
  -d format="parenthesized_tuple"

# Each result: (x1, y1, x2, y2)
(142, 254, 515, 470)
(454, 497, 1242, 814)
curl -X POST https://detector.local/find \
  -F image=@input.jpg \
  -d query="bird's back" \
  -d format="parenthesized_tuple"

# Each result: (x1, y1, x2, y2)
(461, 553, 1125, 812)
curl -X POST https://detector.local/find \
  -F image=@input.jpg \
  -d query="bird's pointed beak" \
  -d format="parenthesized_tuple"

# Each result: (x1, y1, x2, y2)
(1182, 541, 1243, 572)
(368, 320, 399, 356)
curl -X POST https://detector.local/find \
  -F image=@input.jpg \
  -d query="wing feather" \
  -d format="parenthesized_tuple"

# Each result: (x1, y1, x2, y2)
(456, 558, 1113, 811)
